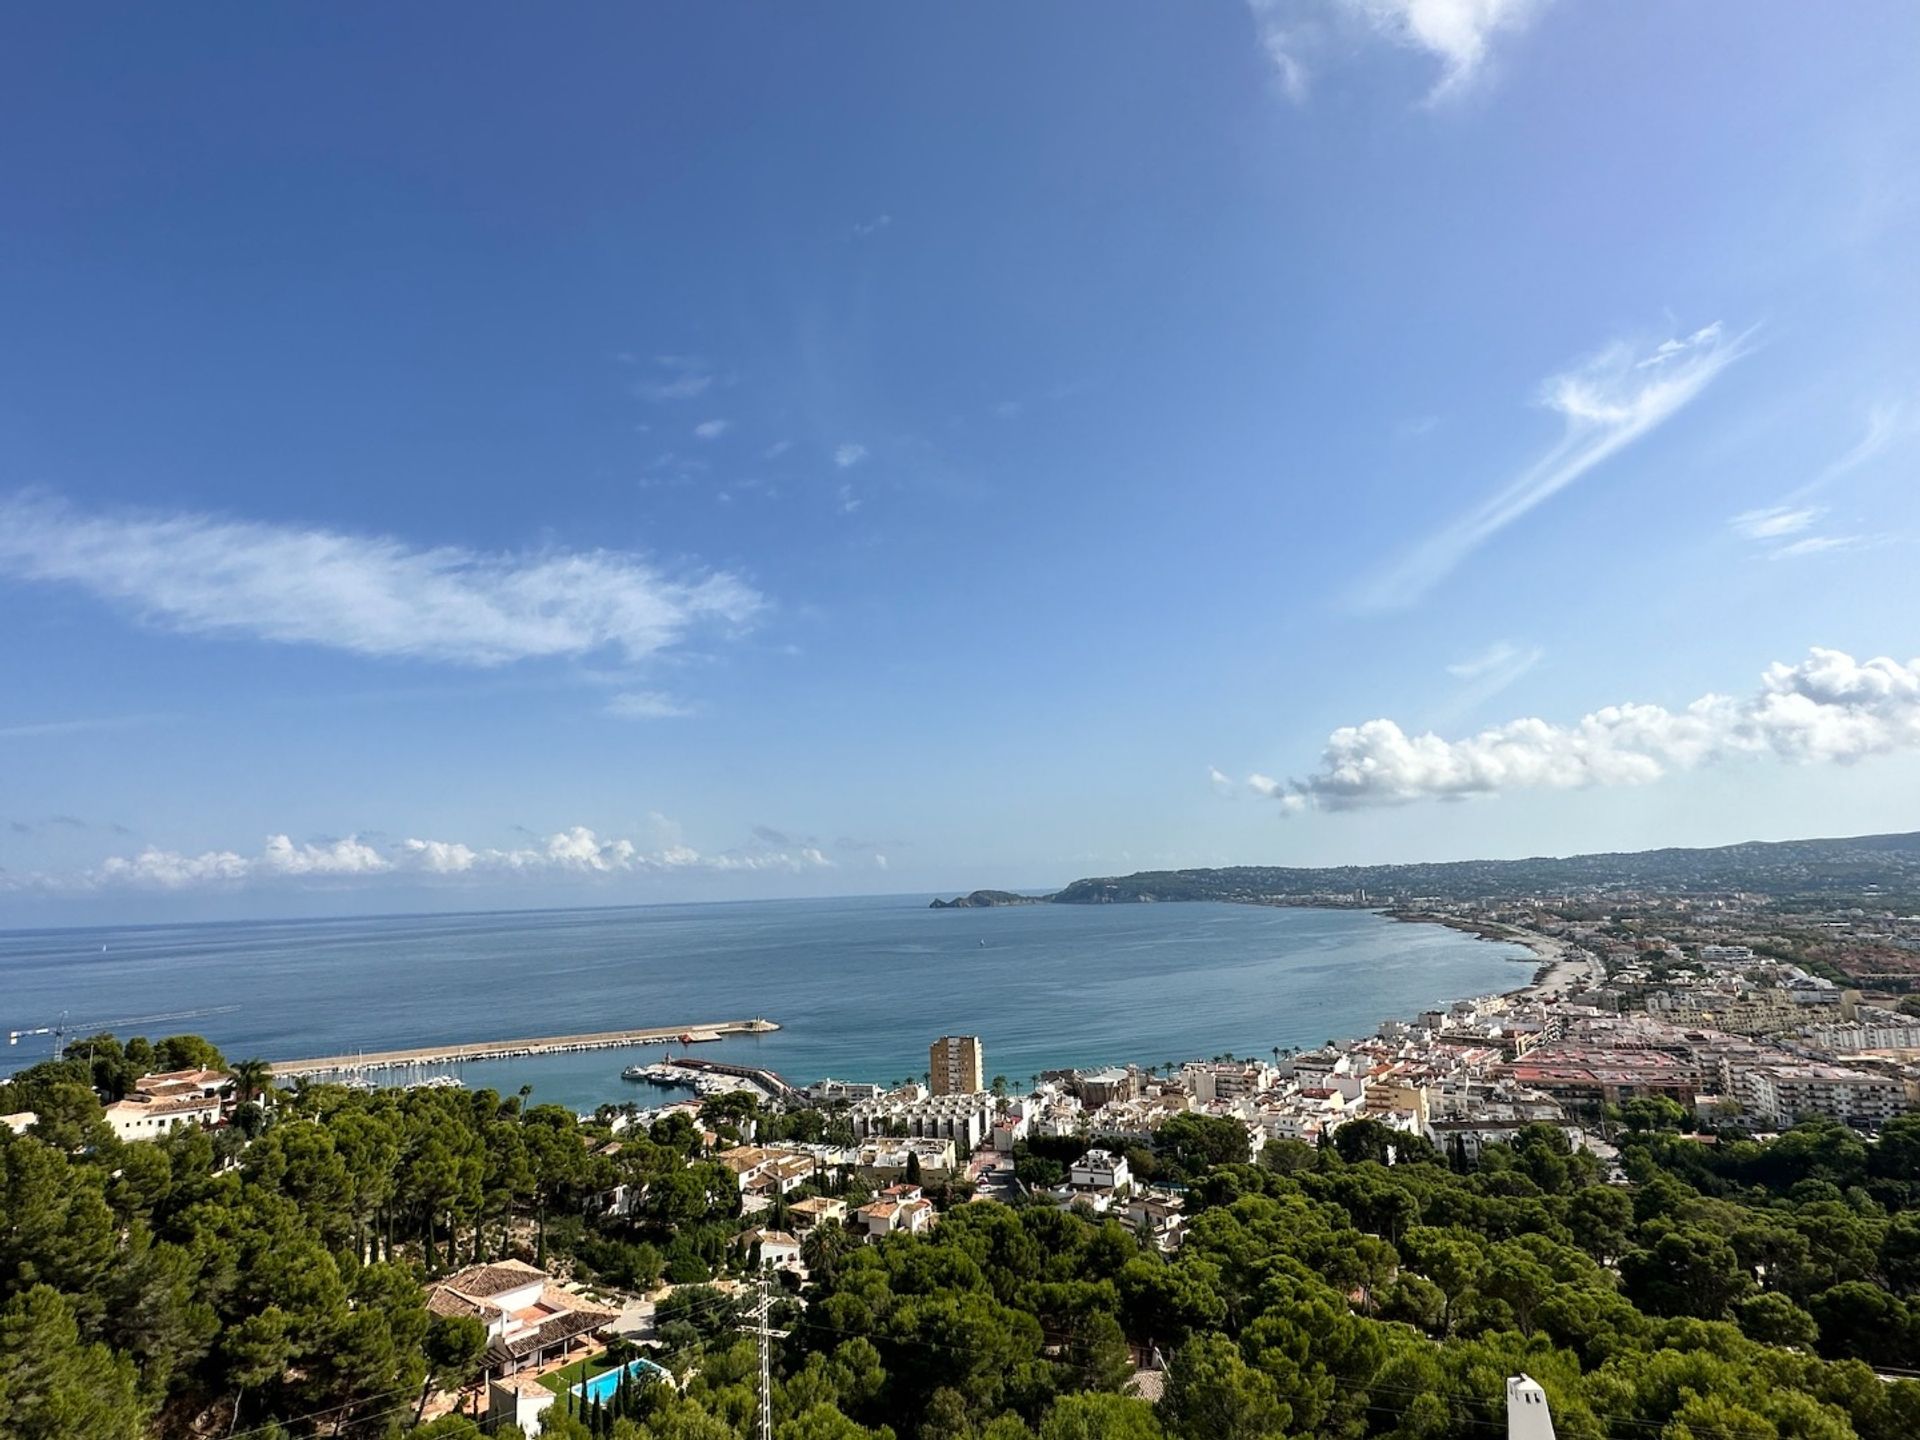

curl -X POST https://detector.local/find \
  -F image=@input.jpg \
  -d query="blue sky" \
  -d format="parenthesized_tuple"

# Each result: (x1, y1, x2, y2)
(4, 2, 1920, 923)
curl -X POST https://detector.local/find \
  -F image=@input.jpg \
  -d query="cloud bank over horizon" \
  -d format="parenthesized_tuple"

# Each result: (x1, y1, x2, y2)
(1239, 646, 1920, 810)
(1, 825, 848, 895)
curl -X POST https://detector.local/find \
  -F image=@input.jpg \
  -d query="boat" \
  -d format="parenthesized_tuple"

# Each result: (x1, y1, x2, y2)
(624, 1063, 691, 1087)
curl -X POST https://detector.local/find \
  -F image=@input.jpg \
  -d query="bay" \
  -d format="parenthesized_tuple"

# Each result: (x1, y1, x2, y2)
(0, 894, 1532, 1111)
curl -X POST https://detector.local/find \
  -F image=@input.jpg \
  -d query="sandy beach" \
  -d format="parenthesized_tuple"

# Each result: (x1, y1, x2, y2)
(1386, 910, 1602, 1002)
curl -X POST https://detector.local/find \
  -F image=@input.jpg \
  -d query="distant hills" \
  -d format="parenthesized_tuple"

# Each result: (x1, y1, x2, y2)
(930, 830, 1920, 909)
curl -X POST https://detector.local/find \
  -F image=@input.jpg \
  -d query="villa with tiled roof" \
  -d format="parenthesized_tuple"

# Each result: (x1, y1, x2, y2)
(423, 1260, 618, 1378)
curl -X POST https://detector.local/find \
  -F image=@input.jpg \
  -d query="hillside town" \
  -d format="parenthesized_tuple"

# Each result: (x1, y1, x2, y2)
(7, 899, 1920, 1438)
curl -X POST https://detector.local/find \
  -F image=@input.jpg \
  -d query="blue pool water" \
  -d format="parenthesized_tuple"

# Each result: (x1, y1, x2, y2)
(575, 1357, 672, 1402)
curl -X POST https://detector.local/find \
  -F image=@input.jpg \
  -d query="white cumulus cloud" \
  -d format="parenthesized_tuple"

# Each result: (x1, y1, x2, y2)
(0, 494, 764, 667)
(1355, 323, 1747, 611)
(1248, 0, 1545, 104)
(1244, 647, 1920, 810)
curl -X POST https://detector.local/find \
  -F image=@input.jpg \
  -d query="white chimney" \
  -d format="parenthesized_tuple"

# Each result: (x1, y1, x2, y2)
(1507, 1374, 1556, 1440)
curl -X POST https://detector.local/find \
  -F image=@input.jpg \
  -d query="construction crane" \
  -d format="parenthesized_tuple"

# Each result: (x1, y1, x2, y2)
(7, 1005, 240, 1059)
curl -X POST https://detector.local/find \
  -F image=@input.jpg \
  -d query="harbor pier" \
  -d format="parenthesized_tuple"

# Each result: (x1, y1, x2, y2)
(269, 1017, 779, 1079)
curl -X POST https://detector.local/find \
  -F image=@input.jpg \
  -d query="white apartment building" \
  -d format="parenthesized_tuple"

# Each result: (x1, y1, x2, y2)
(1742, 1064, 1905, 1127)
(1181, 1061, 1273, 1105)
(850, 1090, 997, 1151)
(1805, 1021, 1920, 1051)
(855, 1136, 957, 1177)
(807, 1078, 883, 1103)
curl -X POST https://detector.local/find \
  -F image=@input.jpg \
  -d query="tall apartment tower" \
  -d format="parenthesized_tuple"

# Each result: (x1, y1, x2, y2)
(929, 1035, 984, 1096)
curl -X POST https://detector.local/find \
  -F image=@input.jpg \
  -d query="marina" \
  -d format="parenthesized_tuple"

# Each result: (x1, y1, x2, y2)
(267, 1017, 779, 1079)
(622, 1055, 804, 1102)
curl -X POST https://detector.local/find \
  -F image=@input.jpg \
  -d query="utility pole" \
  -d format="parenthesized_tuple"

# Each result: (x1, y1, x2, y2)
(752, 1270, 772, 1440)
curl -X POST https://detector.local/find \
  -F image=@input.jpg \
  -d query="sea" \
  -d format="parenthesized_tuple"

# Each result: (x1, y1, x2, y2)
(0, 894, 1534, 1112)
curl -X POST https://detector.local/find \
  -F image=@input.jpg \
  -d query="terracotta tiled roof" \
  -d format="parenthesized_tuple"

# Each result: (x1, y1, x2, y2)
(426, 1289, 499, 1322)
(438, 1260, 547, 1298)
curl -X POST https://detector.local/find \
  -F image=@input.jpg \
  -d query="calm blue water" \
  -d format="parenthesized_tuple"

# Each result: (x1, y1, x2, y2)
(0, 895, 1531, 1110)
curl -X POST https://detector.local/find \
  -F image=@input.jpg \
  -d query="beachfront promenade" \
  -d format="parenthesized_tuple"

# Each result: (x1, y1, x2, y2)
(268, 1017, 779, 1078)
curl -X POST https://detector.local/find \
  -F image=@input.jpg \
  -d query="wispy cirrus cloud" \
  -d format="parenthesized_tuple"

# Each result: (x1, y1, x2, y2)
(1732, 506, 1822, 541)
(0, 494, 765, 667)
(1353, 322, 1749, 612)
(693, 419, 732, 440)
(0, 711, 179, 741)
(604, 690, 695, 720)
(8, 814, 89, 837)
(1767, 534, 1873, 562)
(1233, 645, 1920, 811)
(1446, 640, 1537, 681)
(834, 442, 869, 469)
(1249, 0, 1547, 105)
(1729, 400, 1913, 559)
(634, 354, 717, 402)
(2, 824, 837, 894)
(1433, 640, 1544, 725)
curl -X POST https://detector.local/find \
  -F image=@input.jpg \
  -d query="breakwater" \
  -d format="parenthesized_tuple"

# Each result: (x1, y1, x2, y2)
(269, 1017, 779, 1078)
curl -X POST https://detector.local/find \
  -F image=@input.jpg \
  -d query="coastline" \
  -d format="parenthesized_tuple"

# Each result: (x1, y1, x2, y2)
(1381, 908, 1599, 1002)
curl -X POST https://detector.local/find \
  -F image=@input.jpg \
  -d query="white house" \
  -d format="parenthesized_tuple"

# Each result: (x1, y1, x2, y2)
(1120, 1193, 1187, 1252)
(854, 1184, 935, 1240)
(487, 1372, 557, 1437)
(1070, 1148, 1131, 1193)
(425, 1260, 618, 1380)
(738, 1227, 804, 1272)
(103, 1091, 223, 1142)
(713, 1145, 815, 1194)
(786, 1196, 848, 1233)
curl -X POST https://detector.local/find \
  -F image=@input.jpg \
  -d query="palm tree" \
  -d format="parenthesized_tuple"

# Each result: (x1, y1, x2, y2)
(802, 1221, 854, 1284)
(229, 1057, 275, 1109)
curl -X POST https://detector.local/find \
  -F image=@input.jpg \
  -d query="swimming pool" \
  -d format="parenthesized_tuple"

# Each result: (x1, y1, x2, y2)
(572, 1356, 673, 1404)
